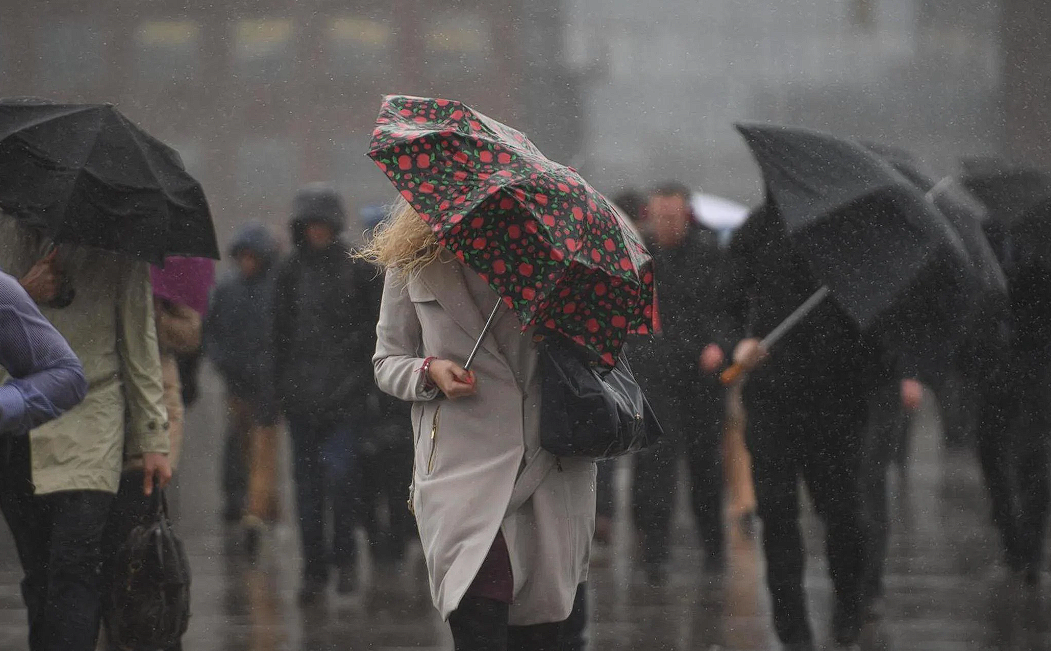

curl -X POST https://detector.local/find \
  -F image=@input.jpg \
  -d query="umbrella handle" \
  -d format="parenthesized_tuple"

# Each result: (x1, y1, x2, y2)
(720, 364, 746, 386)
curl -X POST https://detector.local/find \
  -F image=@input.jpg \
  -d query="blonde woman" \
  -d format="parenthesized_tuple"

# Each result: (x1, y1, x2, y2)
(363, 199, 596, 651)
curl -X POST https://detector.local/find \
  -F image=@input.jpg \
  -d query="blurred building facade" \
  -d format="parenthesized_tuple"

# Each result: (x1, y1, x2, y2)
(0, 0, 581, 243)
(1, 0, 1046, 239)
(566, 0, 1020, 202)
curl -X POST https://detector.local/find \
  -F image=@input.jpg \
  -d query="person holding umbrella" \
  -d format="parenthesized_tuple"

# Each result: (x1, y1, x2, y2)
(0, 99, 218, 651)
(722, 124, 979, 650)
(363, 96, 656, 650)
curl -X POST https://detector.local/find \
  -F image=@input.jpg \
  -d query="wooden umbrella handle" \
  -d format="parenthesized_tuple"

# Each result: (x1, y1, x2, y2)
(720, 363, 745, 386)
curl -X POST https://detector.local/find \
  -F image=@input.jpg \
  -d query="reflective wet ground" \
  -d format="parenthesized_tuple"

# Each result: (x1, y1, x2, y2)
(0, 376, 1047, 651)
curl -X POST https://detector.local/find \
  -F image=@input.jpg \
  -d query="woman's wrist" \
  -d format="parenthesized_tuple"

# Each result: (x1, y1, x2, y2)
(419, 356, 438, 391)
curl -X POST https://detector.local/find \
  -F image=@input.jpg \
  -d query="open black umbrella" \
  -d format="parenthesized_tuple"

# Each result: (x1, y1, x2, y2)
(0, 100, 218, 264)
(736, 123, 972, 326)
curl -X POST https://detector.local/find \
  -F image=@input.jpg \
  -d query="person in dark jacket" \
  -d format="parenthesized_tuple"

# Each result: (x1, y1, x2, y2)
(969, 222, 1051, 586)
(355, 205, 415, 567)
(629, 182, 732, 584)
(273, 185, 380, 603)
(204, 223, 281, 550)
(725, 206, 922, 650)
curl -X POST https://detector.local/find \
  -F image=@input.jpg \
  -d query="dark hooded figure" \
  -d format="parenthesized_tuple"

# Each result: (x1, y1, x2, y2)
(273, 184, 380, 603)
(204, 222, 282, 548)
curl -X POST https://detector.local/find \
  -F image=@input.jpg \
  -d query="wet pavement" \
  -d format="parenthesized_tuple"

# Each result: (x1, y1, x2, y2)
(0, 372, 1048, 651)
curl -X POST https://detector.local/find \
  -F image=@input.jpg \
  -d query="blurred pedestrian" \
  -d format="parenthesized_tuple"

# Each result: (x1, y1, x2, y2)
(970, 224, 1051, 586)
(274, 185, 379, 603)
(629, 182, 732, 583)
(725, 206, 921, 649)
(0, 215, 171, 651)
(357, 205, 415, 567)
(204, 224, 282, 551)
(366, 198, 595, 650)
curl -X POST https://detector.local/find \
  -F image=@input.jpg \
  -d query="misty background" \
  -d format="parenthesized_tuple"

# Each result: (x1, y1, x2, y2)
(1, 0, 1048, 246)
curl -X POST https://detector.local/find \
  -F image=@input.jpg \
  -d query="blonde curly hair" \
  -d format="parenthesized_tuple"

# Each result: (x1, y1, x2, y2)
(356, 197, 441, 277)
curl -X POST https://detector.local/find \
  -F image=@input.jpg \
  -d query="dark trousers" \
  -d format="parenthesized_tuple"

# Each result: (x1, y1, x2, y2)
(0, 436, 113, 651)
(745, 395, 868, 644)
(99, 469, 182, 651)
(358, 443, 414, 563)
(287, 416, 359, 582)
(222, 397, 251, 520)
(975, 363, 1051, 570)
(449, 584, 587, 651)
(860, 384, 910, 600)
(596, 461, 615, 520)
(632, 383, 725, 564)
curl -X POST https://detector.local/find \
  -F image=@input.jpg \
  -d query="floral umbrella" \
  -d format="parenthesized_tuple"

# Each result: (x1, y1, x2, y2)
(368, 95, 656, 366)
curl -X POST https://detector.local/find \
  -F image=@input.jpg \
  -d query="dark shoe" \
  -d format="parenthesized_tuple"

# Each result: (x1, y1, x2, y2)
(832, 602, 862, 646)
(782, 640, 815, 651)
(298, 577, 328, 606)
(337, 564, 358, 595)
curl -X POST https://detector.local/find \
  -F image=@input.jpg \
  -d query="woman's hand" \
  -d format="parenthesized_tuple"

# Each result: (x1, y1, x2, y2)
(428, 359, 477, 399)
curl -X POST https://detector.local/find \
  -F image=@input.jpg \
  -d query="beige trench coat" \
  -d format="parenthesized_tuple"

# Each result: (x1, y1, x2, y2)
(374, 258, 596, 626)
(0, 216, 169, 494)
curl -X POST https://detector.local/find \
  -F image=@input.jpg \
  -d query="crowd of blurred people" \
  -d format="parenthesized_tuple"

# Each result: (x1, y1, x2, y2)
(1, 146, 1049, 651)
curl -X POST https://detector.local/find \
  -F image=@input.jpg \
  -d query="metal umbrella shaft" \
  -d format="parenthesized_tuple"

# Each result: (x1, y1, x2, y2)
(721, 285, 830, 385)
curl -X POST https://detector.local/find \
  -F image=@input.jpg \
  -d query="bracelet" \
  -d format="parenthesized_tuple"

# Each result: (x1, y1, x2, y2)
(419, 356, 438, 391)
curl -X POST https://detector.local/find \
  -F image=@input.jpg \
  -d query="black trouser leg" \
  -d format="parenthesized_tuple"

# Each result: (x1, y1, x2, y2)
(321, 421, 359, 570)
(0, 436, 50, 651)
(596, 462, 615, 520)
(222, 397, 250, 520)
(975, 389, 1021, 564)
(289, 420, 328, 583)
(632, 437, 676, 566)
(450, 597, 511, 651)
(685, 400, 726, 560)
(802, 409, 867, 628)
(746, 411, 811, 645)
(1015, 376, 1051, 569)
(860, 386, 906, 599)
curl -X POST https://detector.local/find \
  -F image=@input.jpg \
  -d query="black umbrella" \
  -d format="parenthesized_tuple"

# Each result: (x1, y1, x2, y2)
(0, 100, 218, 264)
(735, 123, 973, 331)
(865, 143, 1007, 296)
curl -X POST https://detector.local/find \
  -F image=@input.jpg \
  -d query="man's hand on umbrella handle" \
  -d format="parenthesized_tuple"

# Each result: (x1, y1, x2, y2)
(700, 344, 725, 375)
(19, 250, 60, 304)
(428, 359, 477, 400)
(142, 452, 173, 496)
(733, 338, 768, 372)
(901, 379, 924, 412)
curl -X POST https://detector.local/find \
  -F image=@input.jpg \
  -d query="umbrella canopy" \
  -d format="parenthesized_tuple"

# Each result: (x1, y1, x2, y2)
(368, 95, 655, 365)
(864, 143, 1006, 296)
(691, 193, 748, 230)
(736, 122, 973, 331)
(0, 100, 219, 264)
(150, 256, 216, 316)
(959, 161, 1051, 227)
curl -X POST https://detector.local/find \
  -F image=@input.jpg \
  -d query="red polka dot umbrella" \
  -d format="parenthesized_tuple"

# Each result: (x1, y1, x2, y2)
(367, 95, 656, 366)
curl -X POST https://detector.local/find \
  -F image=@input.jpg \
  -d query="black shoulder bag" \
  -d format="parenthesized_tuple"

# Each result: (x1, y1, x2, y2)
(537, 332, 664, 460)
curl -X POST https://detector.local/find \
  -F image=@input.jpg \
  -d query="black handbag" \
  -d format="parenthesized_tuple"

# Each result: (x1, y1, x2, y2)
(106, 489, 191, 651)
(538, 332, 664, 459)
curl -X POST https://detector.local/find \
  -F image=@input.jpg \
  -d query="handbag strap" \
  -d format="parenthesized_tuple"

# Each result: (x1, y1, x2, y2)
(504, 451, 556, 519)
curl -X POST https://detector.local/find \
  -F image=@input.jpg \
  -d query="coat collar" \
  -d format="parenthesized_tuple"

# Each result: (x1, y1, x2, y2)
(419, 257, 509, 370)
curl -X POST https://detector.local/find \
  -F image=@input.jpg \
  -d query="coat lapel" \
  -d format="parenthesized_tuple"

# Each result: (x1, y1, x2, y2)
(420, 258, 508, 369)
